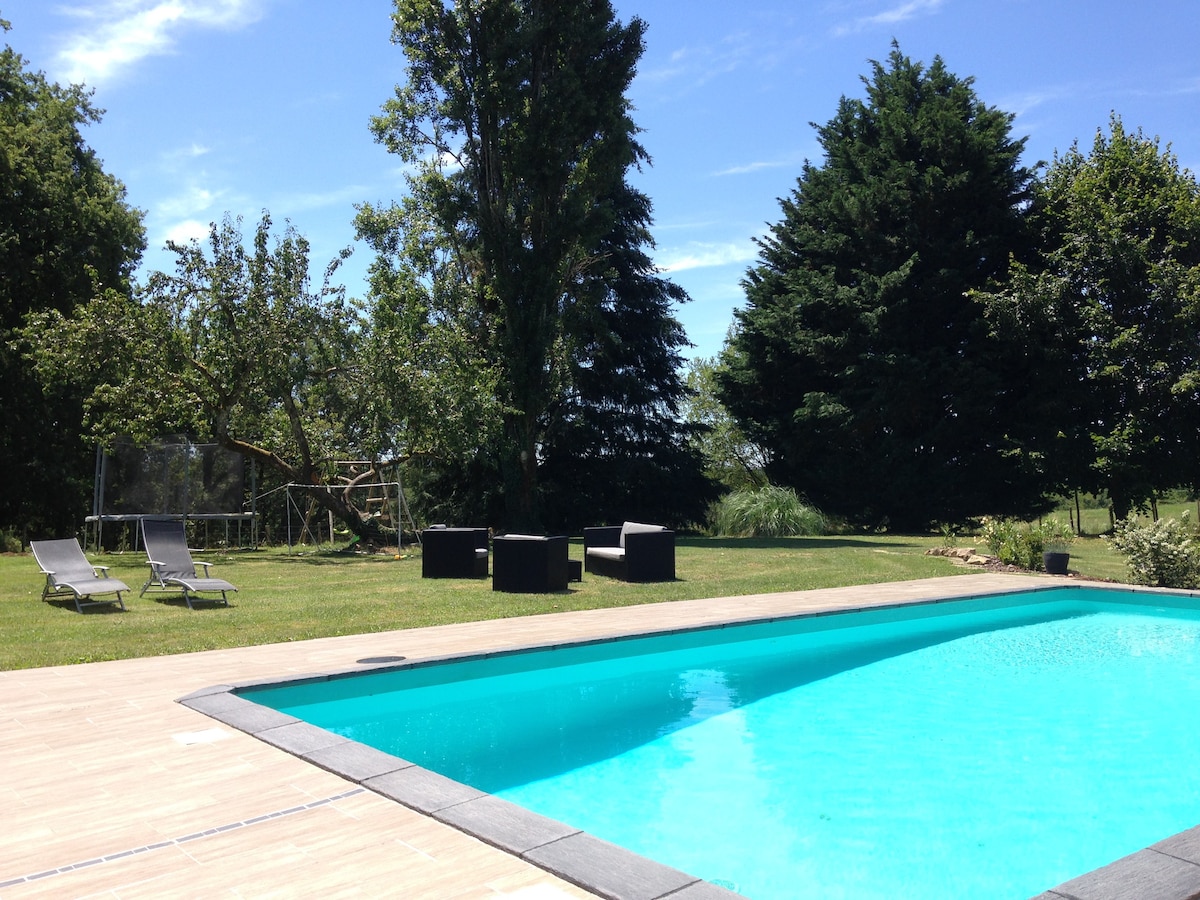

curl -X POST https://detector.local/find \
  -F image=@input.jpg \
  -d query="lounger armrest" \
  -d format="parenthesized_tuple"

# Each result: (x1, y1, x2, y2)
(93, 565, 112, 578)
(194, 561, 213, 574)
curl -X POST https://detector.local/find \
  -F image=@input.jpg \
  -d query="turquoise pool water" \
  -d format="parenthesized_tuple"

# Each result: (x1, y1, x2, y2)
(246, 587, 1200, 898)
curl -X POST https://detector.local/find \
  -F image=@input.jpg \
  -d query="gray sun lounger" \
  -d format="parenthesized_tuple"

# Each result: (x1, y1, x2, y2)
(140, 518, 237, 609)
(31, 538, 130, 613)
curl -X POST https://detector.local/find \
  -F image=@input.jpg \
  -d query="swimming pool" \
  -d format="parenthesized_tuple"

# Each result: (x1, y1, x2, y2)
(184, 583, 1200, 899)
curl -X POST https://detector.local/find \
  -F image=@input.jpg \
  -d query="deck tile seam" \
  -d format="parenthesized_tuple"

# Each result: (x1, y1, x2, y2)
(0, 786, 366, 889)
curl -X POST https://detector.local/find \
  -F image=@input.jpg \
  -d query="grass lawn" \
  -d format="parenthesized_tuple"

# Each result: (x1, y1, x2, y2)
(0, 533, 1134, 671)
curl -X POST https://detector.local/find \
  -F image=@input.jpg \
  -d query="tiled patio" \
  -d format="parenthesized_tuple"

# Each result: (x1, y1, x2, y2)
(3, 573, 1161, 898)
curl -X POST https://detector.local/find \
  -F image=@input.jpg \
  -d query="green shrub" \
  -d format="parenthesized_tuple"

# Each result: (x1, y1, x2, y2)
(0, 529, 21, 554)
(979, 517, 1046, 570)
(1106, 515, 1200, 589)
(710, 484, 825, 537)
(978, 517, 1077, 570)
(1041, 517, 1077, 553)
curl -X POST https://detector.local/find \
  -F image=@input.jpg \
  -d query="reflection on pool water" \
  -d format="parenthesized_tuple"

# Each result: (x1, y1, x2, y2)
(245, 586, 1200, 899)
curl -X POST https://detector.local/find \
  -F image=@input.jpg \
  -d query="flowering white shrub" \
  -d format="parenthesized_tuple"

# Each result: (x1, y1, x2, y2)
(1106, 515, 1200, 589)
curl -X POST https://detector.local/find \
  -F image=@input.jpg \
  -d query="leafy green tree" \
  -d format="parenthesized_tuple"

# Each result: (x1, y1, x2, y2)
(682, 356, 770, 490)
(980, 117, 1200, 520)
(361, 0, 702, 530)
(0, 19, 145, 536)
(23, 213, 404, 544)
(719, 45, 1044, 530)
(354, 181, 505, 471)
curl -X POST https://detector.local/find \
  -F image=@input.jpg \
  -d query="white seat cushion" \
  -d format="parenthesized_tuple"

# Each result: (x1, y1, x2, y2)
(587, 546, 625, 561)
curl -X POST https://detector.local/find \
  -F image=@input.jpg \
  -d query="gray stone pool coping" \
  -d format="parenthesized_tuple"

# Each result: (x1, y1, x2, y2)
(180, 678, 740, 900)
(179, 581, 1200, 900)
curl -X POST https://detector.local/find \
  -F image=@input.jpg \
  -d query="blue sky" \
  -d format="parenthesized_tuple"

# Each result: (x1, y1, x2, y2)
(6, 0, 1200, 361)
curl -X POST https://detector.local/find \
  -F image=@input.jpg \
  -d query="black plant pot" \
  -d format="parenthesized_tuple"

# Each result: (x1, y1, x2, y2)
(1043, 551, 1070, 575)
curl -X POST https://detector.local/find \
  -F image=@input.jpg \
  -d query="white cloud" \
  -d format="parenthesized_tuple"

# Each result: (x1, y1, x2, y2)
(1002, 92, 1055, 120)
(153, 179, 234, 250)
(54, 0, 269, 85)
(274, 184, 370, 213)
(163, 217, 212, 245)
(172, 142, 212, 160)
(640, 31, 762, 95)
(1164, 77, 1200, 98)
(157, 183, 222, 218)
(1004, 75, 1200, 124)
(833, 0, 946, 36)
(712, 157, 804, 177)
(657, 241, 758, 274)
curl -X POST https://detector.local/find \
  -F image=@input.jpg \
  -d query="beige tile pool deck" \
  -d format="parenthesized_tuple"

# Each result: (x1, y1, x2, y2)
(6, 572, 1200, 899)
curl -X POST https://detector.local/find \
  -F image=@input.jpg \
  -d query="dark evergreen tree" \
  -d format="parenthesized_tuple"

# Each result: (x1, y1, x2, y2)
(719, 45, 1044, 530)
(361, 0, 706, 530)
(538, 183, 715, 530)
(0, 20, 145, 538)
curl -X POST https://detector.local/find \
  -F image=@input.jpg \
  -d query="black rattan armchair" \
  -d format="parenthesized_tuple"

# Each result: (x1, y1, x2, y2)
(583, 522, 675, 582)
(421, 526, 489, 578)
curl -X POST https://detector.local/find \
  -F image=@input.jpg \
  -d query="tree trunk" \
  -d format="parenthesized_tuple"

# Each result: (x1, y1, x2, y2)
(295, 485, 398, 548)
(1111, 495, 1131, 523)
(501, 413, 542, 532)
(213, 434, 398, 548)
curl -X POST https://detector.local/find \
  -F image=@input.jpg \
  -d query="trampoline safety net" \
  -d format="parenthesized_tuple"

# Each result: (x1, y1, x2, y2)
(88, 439, 255, 549)
(98, 439, 247, 516)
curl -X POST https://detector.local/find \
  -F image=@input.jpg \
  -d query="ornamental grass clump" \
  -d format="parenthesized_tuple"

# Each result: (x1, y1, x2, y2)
(710, 485, 825, 537)
(1106, 515, 1200, 589)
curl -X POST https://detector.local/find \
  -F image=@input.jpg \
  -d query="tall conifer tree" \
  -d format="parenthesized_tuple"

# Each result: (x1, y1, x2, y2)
(719, 46, 1042, 529)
